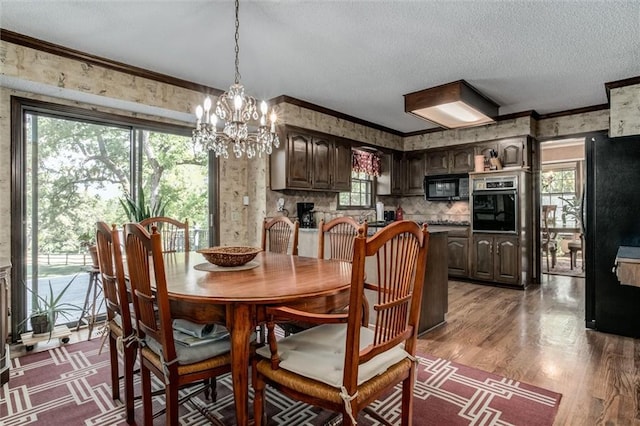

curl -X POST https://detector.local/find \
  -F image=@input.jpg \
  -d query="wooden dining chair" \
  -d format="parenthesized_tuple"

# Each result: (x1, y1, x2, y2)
(139, 216, 189, 253)
(317, 216, 368, 261)
(278, 216, 368, 337)
(124, 222, 232, 425)
(261, 216, 299, 255)
(95, 221, 137, 424)
(253, 220, 430, 426)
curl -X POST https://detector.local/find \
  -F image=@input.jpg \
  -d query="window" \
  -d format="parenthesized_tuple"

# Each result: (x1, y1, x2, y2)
(12, 98, 217, 335)
(338, 171, 374, 209)
(541, 166, 580, 227)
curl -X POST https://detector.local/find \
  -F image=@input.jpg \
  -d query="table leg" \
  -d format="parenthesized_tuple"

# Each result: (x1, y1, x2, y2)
(228, 304, 252, 426)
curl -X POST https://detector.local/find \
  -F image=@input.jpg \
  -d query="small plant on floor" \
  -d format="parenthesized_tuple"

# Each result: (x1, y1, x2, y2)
(19, 275, 83, 338)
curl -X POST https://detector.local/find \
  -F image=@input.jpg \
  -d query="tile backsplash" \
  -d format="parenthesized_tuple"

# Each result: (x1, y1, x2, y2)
(266, 189, 469, 226)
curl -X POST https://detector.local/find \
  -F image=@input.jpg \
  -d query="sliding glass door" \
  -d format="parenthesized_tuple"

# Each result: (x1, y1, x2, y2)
(12, 98, 216, 338)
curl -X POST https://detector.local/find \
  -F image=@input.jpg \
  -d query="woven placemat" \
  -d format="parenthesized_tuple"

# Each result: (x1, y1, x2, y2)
(193, 260, 260, 272)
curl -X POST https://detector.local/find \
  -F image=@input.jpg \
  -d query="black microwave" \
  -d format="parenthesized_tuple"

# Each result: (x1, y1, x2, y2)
(424, 174, 469, 201)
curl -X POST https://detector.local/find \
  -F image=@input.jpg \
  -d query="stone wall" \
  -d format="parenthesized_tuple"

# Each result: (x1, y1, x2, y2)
(609, 83, 640, 138)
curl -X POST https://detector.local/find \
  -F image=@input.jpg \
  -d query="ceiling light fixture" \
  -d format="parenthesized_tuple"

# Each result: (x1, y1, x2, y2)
(404, 80, 499, 129)
(192, 0, 279, 159)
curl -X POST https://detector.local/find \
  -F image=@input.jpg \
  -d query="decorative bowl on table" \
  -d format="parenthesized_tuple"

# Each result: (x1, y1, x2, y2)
(197, 246, 262, 267)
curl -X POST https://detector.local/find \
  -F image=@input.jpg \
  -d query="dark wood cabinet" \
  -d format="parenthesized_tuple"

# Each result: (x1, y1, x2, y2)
(312, 137, 332, 190)
(471, 233, 520, 285)
(0, 261, 10, 386)
(426, 146, 473, 175)
(447, 236, 469, 277)
(404, 151, 426, 195)
(271, 126, 352, 192)
(499, 139, 524, 168)
(425, 150, 449, 175)
(474, 138, 526, 169)
(377, 151, 409, 196)
(333, 140, 352, 191)
(285, 132, 314, 189)
(450, 147, 474, 173)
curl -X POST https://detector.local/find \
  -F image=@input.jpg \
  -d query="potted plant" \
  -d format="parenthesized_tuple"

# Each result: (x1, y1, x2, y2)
(20, 275, 83, 337)
(78, 230, 99, 268)
(119, 188, 166, 222)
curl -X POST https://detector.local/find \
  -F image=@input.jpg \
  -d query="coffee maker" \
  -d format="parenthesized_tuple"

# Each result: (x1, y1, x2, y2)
(297, 202, 316, 228)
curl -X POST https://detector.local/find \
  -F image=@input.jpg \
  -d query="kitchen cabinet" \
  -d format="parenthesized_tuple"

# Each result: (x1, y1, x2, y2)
(450, 147, 474, 173)
(426, 146, 474, 175)
(404, 151, 426, 195)
(447, 237, 469, 277)
(377, 151, 413, 196)
(271, 126, 352, 192)
(0, 260, 10, 386)
(474, 138, 526, 169)
(471, 233, 520, 285)
(425, 149, 449, 175)
(312, 136, 332, 190)
(332, 140, 352, 191)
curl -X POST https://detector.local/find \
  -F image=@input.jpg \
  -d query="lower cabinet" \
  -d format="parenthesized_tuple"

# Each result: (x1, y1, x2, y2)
(447, 237, 469, 278)
(471, 234, 520, 285)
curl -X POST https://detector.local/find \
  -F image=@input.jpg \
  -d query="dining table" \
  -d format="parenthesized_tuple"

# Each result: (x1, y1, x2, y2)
(161, 251, 353, 426)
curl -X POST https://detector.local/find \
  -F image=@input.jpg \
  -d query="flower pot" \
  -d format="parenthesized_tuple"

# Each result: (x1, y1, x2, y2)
(30, 314, 51, 335)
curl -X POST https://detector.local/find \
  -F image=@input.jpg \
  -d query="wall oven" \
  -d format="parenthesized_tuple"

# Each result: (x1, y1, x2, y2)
(471, 175, 518, 233)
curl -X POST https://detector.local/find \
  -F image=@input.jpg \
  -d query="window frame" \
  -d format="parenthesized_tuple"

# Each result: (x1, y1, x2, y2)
(337, 170, 375, 210)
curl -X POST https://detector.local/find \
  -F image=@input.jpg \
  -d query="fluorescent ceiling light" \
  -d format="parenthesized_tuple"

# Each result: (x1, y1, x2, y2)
(404, 80, 499, 129)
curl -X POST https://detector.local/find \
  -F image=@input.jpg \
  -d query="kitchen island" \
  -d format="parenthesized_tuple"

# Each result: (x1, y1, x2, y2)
(298, 225, 448, 334)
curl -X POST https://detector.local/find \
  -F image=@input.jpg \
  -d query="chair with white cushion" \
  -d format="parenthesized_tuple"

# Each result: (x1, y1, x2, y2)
(252, 220, 430, 425)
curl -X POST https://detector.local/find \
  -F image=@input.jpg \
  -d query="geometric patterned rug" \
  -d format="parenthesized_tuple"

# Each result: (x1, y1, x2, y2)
(0, 339, 561, 425)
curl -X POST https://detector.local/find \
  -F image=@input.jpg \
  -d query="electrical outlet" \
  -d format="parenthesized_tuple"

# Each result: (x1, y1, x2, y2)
(243, 195, 250, 206)
(231, 212, 240, 222)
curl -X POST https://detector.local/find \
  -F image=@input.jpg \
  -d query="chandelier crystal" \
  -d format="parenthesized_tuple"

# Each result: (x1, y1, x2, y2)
(192, 0, 279, 159)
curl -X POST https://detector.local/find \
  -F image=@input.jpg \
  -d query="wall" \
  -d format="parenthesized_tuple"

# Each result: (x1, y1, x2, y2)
(2, 38, 639, 257)
(0, 40, 252, 258)
(609, 83, 640, 138)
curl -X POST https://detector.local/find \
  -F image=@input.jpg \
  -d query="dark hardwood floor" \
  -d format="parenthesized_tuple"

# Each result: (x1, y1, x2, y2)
(416, 274, 640, 425)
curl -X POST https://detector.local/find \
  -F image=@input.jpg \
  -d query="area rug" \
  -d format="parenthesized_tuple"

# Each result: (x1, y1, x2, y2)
(1, 340, 561, 425)
(543, 256, 584, 278)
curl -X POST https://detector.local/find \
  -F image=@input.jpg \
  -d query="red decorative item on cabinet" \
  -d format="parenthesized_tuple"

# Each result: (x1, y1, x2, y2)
(395, 206, 404, 221)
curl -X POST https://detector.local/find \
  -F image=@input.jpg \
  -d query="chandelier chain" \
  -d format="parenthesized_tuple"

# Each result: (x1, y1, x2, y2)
(234, 0, 241, 84)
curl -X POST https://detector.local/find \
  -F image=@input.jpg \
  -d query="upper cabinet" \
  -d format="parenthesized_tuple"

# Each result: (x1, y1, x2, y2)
(474, 137, 528, 169)
(404, 151, 426, 195)
(271, 126, 352, 192)
(332, 140, 352, 191)
(426, 146, 474, 175)
(377, 151, 425, 196)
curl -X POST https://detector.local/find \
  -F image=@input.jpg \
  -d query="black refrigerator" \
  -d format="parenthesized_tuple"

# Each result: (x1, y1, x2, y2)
(585, 132, 640, 337)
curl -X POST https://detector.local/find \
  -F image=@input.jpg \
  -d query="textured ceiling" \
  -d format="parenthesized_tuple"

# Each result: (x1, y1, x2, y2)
(1, 0, 639, 133)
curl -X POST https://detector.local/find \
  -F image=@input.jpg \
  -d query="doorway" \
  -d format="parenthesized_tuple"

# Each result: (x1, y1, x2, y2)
(540, 138, 585, 277)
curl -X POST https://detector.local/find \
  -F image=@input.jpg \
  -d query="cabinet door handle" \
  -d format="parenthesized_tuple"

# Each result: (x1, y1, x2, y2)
(496, 244, 500, 255)
(490, 243, 493, 254)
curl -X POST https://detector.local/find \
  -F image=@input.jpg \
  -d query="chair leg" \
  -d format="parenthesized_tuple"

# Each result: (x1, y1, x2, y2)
(253, 367, 266, 426)
(166, 382, 180, 425)
(123, 345, 136, 424)
(401, 369, 415, 426)
(141, 365, 153, 426)
(108, 335, 120, 401)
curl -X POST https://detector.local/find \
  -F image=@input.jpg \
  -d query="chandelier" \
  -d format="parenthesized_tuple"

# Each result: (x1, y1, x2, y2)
(192, 0, 279, 159)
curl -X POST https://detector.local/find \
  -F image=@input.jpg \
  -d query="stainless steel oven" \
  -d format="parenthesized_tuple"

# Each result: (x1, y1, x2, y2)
(471, 175, 518, 233)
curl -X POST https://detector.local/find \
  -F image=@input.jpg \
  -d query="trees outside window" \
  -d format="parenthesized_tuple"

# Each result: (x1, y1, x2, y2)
(15, 101, 214, 333)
